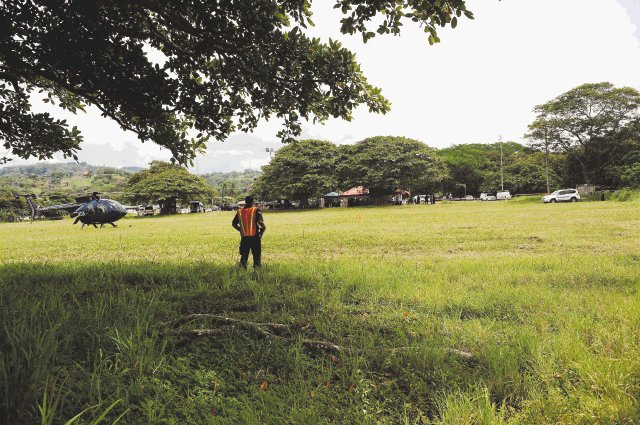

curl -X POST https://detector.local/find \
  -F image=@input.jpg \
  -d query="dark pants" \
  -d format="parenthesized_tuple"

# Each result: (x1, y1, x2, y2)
(239, 236, 261, 268)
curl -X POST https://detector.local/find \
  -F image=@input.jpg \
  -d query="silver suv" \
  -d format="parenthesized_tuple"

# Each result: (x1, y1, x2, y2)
(542, 189, 581, 203)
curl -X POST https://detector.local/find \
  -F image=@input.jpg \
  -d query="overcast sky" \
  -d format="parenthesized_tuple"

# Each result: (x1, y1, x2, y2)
(4, 0, 640, 172)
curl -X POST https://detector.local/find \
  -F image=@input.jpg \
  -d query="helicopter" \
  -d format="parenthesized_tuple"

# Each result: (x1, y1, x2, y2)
(15, 192, 128, 229)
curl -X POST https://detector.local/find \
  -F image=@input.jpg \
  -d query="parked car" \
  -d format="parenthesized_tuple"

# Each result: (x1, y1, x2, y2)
(496, 191, 512, 200)
(480, 193, 496, 201)
(138, 205, 159, 216)
(542, 189, 581, 203)
(264, 199, 296, 209)
(221, 203, 238, 211)
(464, 195, 474, 201)
(124, 205, 142, 214)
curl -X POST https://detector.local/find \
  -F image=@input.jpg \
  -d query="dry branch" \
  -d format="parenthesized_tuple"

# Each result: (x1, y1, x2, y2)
(160, 328, 225, 338)
(163, 313, 289, 335)
(159, 315, 474, 361)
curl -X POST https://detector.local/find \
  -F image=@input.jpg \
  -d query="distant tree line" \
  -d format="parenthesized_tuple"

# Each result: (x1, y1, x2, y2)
(252, 137, 531, 204)
(253, 137, 447, 206)
(254, 83, 640, 203)
(0, 162, 255, 220)
(201, 170, 262, 199)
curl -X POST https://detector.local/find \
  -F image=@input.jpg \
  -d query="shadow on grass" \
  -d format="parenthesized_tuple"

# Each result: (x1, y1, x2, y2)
(0, 261, 535, 424)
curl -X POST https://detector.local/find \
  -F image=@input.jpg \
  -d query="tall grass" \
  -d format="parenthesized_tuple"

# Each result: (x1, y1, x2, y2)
(1, 200, 639, 423)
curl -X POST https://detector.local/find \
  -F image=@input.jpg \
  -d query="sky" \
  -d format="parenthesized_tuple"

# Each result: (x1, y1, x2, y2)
(3, 0, 640, 172)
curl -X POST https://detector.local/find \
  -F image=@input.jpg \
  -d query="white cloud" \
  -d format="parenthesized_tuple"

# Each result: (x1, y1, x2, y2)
(275, 0, 640, 148)
(189, 134, 281, 173)
(210, 150, 254, 156)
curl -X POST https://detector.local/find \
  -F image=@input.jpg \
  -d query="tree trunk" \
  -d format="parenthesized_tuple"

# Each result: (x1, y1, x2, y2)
(569, 149, 590, 184)
(370, 192, 387, 205)
(576, 156, 590, 184)
(299, 196, 309, 209)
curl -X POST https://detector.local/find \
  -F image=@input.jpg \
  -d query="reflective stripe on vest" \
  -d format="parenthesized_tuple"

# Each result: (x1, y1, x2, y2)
(237, 207, 257, 236)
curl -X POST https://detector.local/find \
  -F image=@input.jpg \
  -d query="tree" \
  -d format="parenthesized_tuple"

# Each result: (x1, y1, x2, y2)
(478, 151, 564, 194)
(220, 180, 239, 199)
(127, 161, 215, 205)
(439, 142, 557, 195)
(440, 143, 497, 196)
(0, 189, 26, 222)
(337, 136, 446, 203)
(0, 1, 474, 165)
(203, 169, 261, 198)
(527, 82, 640, 184)
(619, 159, 640, 188)
(255, 139, 338, 207)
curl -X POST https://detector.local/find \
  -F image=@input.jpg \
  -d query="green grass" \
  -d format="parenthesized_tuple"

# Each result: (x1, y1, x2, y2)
(1, 201, 639, 424)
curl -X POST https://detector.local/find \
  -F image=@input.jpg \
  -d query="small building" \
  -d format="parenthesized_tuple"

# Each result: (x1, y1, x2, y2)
(577, 184, 596, 197)
(339, 186, 370, 207)
(321, 192, 340, 208)
(390, 189, 411, 204)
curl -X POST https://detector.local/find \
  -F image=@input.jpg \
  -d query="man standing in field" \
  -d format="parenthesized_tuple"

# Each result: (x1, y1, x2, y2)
(232, 196, 266, 269)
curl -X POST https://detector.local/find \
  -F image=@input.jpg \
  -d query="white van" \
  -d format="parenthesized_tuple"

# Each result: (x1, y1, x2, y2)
(413, 195, 428, 204)
(496, 191, 512, 200)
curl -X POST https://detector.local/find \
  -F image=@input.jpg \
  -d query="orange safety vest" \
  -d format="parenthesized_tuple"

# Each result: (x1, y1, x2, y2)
(237, 206, 258, 237)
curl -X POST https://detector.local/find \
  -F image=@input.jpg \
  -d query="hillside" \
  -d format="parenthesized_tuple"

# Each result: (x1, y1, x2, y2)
(0, 163, 132, 198)
(201, 169, 262, 197)
(1, 163, 261, 195)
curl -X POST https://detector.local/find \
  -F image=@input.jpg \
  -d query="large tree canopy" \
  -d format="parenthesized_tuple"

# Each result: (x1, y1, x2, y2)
(527, 82, 640, 184)
(338, 136, 446, 202)
(127, 160, 214, 204)
(254, 139, 338, 206)
(0, 0, 473, 165)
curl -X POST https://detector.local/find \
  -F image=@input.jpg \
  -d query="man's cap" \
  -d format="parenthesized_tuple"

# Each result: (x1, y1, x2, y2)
(245, 195, 254, 205)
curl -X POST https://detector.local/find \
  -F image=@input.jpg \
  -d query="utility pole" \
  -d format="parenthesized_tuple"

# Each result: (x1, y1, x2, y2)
(265, 148, 275, 158)
(499, 135, 504, 191)
(544, 127, 550, 194)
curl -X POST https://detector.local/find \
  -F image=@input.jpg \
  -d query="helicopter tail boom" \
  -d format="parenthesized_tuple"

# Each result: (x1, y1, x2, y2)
(14, 194, 38, 220)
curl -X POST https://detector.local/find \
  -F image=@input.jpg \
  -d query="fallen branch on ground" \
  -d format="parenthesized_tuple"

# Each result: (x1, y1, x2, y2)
(162, 313, 290, 335)
(159, 315, 474, 361)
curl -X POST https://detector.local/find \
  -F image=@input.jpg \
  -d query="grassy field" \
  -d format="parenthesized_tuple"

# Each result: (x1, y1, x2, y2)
(1, 199, 639, 424)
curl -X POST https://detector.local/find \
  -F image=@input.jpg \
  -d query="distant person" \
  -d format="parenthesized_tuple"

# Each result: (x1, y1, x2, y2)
(232, 196, 266, 269)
